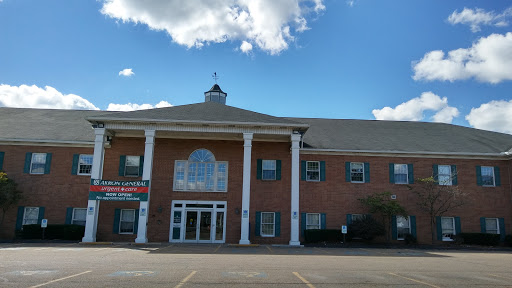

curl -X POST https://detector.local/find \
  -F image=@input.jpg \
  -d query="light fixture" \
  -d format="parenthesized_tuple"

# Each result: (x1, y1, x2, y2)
(235, 208, 240, 215)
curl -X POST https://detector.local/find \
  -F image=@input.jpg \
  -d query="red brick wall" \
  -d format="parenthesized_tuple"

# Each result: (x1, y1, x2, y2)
(299, 154, 512, 244)
(0, 145, 93, 239)
(1, 140, 511, 246)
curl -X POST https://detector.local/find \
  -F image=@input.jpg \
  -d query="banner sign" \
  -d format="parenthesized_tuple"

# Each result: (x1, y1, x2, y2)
(88, 179, 150, 201)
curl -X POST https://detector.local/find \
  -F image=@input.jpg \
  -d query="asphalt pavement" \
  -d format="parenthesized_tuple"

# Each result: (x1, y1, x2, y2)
(1, 243, 511, 287)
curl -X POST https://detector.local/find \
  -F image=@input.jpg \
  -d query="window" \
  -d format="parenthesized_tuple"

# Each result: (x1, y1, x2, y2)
(352, 214, 364, 222)
(30, 153, 47, 174)
(125, 156, 140, 177)
(306, 161, 320, 181)
(78, 155, 93, 175)
(396, 216, 410, 240)
(441, 217, 455, 241)
(260, 212, 275, 237)
(262, 160, 276, 180)
(350, 162, 364, 183)
(481, 166, 495, 186)
(72, 208, 87, 226)
(173, 149, 228, 192)
(23, 207, 39, 225)
(306, 213, 321, 229)
(394, 164, 408, 184)
(485, 218, 499, 234)
(120, 209, 136, 234)
(437, 165, 452, 185)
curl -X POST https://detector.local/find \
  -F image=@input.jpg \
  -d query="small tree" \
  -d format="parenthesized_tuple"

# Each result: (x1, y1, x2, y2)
(412, 176, 468, 244)
(0, 172, 23, 228)
(358, 191, 407, 242)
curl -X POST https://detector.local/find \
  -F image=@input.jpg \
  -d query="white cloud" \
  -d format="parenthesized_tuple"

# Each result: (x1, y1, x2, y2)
(100, 0, 325, 55)
(372, 92, 459, 123)
(0, 84, 99, 110)
(412, 32, 512, 84)
(119, 68, 134, 77)
(240, 41, 253, 53)
(466, 100, 512, 134)
(447, 7, 512, 32)
(106, 100, 172, 111)
(346, 1, 356, 7)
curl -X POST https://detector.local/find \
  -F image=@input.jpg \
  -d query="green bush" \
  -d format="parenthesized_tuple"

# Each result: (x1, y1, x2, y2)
(404, 233, 417, 245)
(504, 234, 512, 247)
(458, 233, 500, 246)
(348, 216, 385, 241)
(304, 229, 343, 243)
(16, 224, 85, 241)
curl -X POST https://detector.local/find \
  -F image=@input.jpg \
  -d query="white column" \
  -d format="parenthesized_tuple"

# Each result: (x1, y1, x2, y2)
(289, 133, 301, 246)
(82, 128, 107, 243)
(135, 129, 156, 244)
(239, 133, 253, 244)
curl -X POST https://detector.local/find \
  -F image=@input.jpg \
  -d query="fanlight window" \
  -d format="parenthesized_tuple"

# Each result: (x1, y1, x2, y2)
(174, 149, 227, 192)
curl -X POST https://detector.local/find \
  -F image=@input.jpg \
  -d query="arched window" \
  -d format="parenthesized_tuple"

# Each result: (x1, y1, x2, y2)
(173, 149, 228, 192)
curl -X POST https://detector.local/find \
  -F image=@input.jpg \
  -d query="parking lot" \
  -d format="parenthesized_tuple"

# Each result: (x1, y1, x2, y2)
(1, 243, 511, 287)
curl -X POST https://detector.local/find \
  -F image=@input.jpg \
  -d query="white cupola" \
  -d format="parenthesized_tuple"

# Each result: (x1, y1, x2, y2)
(204, 84, 227, 104)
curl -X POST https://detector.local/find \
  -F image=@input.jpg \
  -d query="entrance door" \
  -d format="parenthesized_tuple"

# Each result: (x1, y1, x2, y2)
(185, 210, 213, 242)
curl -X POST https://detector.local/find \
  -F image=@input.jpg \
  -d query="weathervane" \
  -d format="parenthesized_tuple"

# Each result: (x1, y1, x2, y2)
(212, 72, 219, 84)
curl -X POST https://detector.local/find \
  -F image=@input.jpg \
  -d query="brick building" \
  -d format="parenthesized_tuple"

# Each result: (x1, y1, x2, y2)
(0, 84, 511, 245)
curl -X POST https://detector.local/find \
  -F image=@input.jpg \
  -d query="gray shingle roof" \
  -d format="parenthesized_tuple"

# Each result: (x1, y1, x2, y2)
(289, 118, 512, 154)
(87, 102, 307, 127)
(0, 107, 107, 143)
(1, 106, 511, 155)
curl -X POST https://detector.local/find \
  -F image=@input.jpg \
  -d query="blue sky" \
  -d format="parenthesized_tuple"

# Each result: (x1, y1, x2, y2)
(1, 0, 511, 133)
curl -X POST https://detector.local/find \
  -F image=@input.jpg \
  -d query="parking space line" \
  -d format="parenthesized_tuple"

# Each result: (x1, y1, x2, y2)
(29, 270, 92, 288)
(213, 245, 221, 253)
(266, 246, 273, 253)
(174, 271, 196, 288)
(388, 272, 440, 288)
(293, 272, 316, 288)
(489, 273, 512, 280)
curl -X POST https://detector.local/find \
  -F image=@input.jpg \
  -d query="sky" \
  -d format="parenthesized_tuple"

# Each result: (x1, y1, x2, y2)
(1, 0, 512, 134)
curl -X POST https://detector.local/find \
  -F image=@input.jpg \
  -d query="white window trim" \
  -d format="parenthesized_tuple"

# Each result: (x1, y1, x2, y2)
(441, 217, 455, 241)
(72, 208, 87, 226)
(485, 218, 500, 234)
(262, 160, 276, 181)
(396, 216, 411, 241)
(350, 162, 365, 183)
(260, 212, 275, 237)
(173, 160, 228, 192)
(77, 154, 93, 176)
(30, 153, 46, 175)
(437, 165, 452, 186)
(481, 166, 495, 187)
(124, 156, 140, 177)
(394, 164, 408, 184)
(23, 207, 39, 225)
(119, 209, 136, 234)
(306, 161, 320, 182)
(306, 213, 321, 230)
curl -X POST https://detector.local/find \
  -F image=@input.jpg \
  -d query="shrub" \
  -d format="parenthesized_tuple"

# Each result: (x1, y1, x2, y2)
(348, 216, 385, 241)
(458, 233, 500, 246)
(404, 233, 417, 245)
(16, 224, 85, 241)
(504, 234, 512, 247)
(304, 229, 343, 243)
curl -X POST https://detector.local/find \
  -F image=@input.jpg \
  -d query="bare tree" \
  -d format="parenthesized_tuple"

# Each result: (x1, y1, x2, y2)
(411, 175, 469, 244)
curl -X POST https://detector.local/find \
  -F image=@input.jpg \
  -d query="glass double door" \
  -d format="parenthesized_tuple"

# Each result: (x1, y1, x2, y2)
(185, 210, 211, 242)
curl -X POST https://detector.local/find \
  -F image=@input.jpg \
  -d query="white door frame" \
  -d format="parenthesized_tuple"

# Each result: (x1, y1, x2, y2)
(169, 200, 227, 243)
